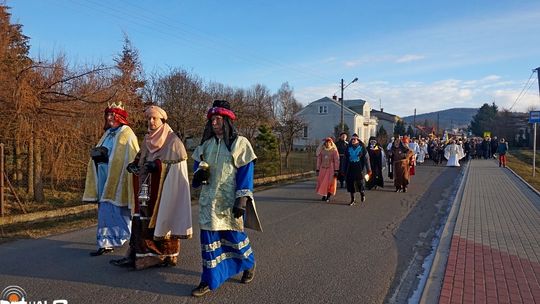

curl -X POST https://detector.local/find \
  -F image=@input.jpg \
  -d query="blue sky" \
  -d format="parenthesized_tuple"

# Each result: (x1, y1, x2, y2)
(9, 0, 540, 116)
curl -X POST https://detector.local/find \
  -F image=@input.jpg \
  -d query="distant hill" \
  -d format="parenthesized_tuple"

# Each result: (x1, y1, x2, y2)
(401, 108, 478, 131)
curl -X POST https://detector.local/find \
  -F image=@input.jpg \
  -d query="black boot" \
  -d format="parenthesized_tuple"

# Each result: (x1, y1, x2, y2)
(360, 192, 366, 202)
(349, 193, 356, 206)
(191, 282, 210, 297)
(241, 264, 256, 284)
(326, 192, 331, 202)
(90, 247, 113, 256)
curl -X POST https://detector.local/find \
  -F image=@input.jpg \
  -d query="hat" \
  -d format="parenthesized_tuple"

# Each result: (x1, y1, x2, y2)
(104, 102, 129, 125)
(207, 100, 236, 120)
(144, 105, 168, 120)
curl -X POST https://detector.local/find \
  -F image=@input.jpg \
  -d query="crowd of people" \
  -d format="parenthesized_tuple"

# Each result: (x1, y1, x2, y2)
(82, 99, 509, 298)
(83, 100, 260, 298)
(315, 133, 510, 203)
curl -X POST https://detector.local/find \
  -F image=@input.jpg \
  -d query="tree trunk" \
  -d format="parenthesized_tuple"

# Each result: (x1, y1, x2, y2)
(14, 138, 23, 185)
(284, 149, 291, 169)
(277, 138, 283, 175)
(33, 135, 44, 203)
(27, 129, 34, 197)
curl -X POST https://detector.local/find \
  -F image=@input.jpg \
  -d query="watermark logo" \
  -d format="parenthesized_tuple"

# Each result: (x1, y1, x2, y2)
(1, 286, 27, 303)
(1, 286, 68, 304)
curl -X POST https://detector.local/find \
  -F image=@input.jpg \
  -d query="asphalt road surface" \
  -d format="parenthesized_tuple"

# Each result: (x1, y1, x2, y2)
(0, 163, 463, 304)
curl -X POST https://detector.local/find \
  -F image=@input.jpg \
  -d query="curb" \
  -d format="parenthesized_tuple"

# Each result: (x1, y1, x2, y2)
(504, 161, 540, 198)
(419, 160, 470, 304)
(0, 204, 97, 227)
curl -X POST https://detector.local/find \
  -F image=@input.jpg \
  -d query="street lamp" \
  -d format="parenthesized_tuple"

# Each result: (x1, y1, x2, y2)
(340, 77, 358, 132)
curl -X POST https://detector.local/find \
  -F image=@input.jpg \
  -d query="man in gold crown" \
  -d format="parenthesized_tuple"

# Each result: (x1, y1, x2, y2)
(83, 102, 140, 256)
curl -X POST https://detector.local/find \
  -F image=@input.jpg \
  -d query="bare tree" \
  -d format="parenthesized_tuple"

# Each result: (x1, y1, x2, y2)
(273, 82, 306, 168)
(148, 68, 207, 141)
(235, 84, 274, 142)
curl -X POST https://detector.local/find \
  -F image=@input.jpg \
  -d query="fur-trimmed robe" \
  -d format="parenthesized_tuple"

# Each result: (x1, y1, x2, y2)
(83, 125, 139, 209)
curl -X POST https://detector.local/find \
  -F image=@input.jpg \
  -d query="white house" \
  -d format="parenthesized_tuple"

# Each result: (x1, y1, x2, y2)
(370, 109, 400, 137)
(294, 96, 378, 148)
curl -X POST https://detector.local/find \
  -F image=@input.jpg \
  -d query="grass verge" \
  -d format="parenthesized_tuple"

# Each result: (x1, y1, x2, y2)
(506, 149, 540, 192)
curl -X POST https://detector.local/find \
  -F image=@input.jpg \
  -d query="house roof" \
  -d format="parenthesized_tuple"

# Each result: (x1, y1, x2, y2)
(297, 96, 359, 116)
(371, 109, 399, 122)
(344, 99, 367, 108)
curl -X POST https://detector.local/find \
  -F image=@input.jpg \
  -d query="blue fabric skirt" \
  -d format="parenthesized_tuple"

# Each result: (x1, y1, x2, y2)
(96, 202, 131, 248)
(200, 230, 255, 290)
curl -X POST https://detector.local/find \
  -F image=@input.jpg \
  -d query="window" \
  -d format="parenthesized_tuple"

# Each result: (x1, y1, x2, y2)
(318, 105, 328, 114)
(303, 126, 308, 138)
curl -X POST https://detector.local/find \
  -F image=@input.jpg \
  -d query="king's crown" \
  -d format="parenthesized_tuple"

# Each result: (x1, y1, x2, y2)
(107, 101, 125, 110)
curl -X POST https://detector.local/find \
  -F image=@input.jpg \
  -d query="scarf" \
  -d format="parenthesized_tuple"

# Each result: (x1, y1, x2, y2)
(145, 123, 174, 154)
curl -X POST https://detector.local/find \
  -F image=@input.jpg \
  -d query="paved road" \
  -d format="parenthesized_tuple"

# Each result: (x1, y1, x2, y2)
(0, 163, 463, 304)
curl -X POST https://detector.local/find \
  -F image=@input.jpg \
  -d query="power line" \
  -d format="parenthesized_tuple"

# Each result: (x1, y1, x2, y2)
(509, 71, 535, 111)
(70, 0, 379, 103)
(75, 0, 340, 88)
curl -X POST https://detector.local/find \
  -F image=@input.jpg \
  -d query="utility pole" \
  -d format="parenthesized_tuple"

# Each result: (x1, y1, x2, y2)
(533, 67, 540, 177)
(437, 113, 440, 137)
(339, 77, 358, 133)
(413, 108, 416, 137)
(340, 79, 344, 132)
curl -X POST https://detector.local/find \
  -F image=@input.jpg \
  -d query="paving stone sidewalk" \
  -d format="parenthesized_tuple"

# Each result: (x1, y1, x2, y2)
(439, 160, 540, 304)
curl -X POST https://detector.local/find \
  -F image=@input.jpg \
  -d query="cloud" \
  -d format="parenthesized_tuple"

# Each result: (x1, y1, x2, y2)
(342, 53, 425, 68)
(395, 54, 425, 63)
(296, 75, 538, 116)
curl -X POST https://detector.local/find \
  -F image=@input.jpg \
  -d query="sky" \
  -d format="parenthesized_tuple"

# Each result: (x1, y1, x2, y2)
(8, 0, 540, 117)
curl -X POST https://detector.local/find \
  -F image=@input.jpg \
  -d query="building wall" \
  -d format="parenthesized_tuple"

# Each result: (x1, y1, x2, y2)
(294, 98, 377, 148)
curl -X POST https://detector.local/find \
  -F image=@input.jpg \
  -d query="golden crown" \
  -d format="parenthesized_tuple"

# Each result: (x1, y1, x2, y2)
(107, 101, 125, 110)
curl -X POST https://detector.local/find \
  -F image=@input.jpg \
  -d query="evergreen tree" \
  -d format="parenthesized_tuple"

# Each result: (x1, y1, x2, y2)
(113, 34, 146, 136)
(393, 119, 406, 136)
(375, 125, 388, 146)
(470, 103, 498, 136)
(255, 125, 279, 177)
(0, 4, 32, 187)
(406, 125, 415, 137)
(334, 124, 350, 138)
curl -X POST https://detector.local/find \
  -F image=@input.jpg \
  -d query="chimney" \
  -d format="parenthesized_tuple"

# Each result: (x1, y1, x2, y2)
(332, 95, 337, 101)
(381, 108, 384, 112)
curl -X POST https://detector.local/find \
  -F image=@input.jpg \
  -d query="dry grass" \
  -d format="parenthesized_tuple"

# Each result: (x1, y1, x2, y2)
(0, 157, 316, 243)
(0, 211, 97, 244)
(506, 148, 540, 192)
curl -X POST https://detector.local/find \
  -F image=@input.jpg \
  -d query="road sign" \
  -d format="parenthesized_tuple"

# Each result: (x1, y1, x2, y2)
(529, 111, 540, 123)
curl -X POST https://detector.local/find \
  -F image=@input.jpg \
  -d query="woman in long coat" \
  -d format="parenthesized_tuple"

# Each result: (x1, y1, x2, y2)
(345, 134, 371, 205)
(366, 136, 385, 190)
(387, 137, 414, 192)
(316, 137, 340, 202)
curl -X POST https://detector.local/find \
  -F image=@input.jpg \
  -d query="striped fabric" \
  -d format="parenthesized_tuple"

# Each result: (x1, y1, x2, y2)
(200, 230, 255, 290)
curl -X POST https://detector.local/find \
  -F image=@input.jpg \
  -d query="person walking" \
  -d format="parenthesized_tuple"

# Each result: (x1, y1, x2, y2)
(496, 138, 509, 167)
(444, 139, 465, 167)
(315, 137, 340, 202)
(366, 136, 385, 190)
(191, 100, 262, 297)
(345, 134, 371, 205)
(335, 132, 349, 188)
(83, 102, 139, 256)
(110, 105, 193, 269)
(416, 140, 428, 164)
(387, 137, 414, 192)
